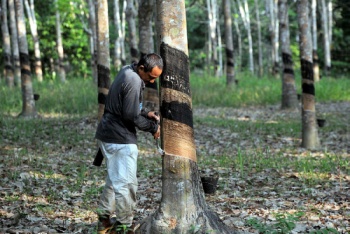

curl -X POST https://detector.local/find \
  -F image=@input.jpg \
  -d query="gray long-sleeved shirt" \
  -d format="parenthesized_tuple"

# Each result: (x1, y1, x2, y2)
(95, 64, 158, 144)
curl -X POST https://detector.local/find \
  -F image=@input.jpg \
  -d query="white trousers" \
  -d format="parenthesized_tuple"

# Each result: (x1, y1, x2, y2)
(97, 140, 138, 225)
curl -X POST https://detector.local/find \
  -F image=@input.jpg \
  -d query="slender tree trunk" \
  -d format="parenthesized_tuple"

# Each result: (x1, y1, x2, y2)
(267, 0, 280, 77)
(55, 0, 66, 82)
(207, 0, 219, 77)
(126, 0, 138, 63)
(9, 0, 21, 86)
(113, 0, 126, 69)
(24, 0, 43, 82)
(320, 0, 331, 74)
(232, 1, 242, 71)
(1, 0, 15, 87)
(255, 0, 263, 77)
(206, 0, 212, 75)
(139, 0, 159, 111)
(238, 0, 254, 73)
(311, 0, 320, 82)
(87, 0, 98, 83)
(96, 0, 111, 121)
(279, 0, 298, 109)
(15, 0, 37, 118)
(223, 0, 236, 86)
(137, 1, 234, 233)
(297, 0, 320, 149)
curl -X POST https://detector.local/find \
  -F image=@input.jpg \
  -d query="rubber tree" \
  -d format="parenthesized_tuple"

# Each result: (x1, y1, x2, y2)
(138, 0, 159, 111)
(223, 0, 236, 86)
(113, 0, 126, 69)
(237, 0, 254, 73)
(1, 0, 15, 87)
(278, 0, 298, 109)
(320, 0, 331, 74)
(9, 0, 21, 85)
(255, 0, 263, 77)
(55, 0, 66, 82)
(24, 0, 43, 82)
(311, 0, 320, 82)
(15, 0, 37, 117)
(126, 0, 138, 63)
(297, 0, 320, 149)
(137, 0, 234, 233)
(96, 0, 111, 121)
(87, 0, 98, 83)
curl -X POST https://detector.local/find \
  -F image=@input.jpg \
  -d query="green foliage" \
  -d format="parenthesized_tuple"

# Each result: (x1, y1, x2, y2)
(246, 212, 305, 234)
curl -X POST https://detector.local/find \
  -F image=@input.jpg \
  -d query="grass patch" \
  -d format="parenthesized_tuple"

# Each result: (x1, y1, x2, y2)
(190, 71, 350, 107)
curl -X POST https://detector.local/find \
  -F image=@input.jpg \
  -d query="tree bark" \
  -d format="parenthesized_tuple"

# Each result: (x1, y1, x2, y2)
(113, 0, 126, 69)
(223, 0, 236, 86)
(9, 0, 21, 86)
(55, 0, 66, 82)
(15, 0, 37, 118)
(267, 0, 280, 77)
(96, 0, 111, 121)
(320, 0, 331, 74)
(24, 0, 43, 82)
(237, 0, 254, 73)
(311, 0, 320, 82)
(138, 0, 159, 111)
(279, 0, 298, 109)
(297, 0, 320, 149)
(1, 0, 15, 87)
(87, 0, 98, 84)
(255, 0, 263, 77)
(137, 0, 234, 233)
(126, 0, 138, 63)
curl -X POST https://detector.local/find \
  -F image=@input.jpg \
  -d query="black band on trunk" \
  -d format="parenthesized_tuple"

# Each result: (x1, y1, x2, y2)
(159, 42, 191, 96)
(97, 64, 111, 89)
(161, 101, 193, 128)
(302, 83, 315, 96)
(98, 93, 107, 104)
(300, 59, 314, 81)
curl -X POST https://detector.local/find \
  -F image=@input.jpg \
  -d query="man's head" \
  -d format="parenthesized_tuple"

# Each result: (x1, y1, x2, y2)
(137, 53, 163, 84)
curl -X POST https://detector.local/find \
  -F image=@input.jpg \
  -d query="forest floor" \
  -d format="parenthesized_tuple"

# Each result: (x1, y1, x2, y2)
(0, 101, 349, 233)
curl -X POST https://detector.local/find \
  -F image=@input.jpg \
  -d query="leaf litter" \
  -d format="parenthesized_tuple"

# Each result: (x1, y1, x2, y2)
(0, 101, 349, 233)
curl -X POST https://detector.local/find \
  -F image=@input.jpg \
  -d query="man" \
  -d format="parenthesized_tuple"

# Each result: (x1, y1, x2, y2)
(95, 53, 163, 234)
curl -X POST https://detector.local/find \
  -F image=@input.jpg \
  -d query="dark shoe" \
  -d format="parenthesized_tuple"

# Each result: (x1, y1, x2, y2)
(97, 216, 118, 234)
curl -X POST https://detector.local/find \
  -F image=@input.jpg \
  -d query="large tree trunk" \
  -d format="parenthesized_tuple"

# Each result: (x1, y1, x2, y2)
(55, 0, 66, 82)
(126, 0, 138, 63)
(297, 0, 320, 149)
(223, 0, 236, 86)
(255, 0, 263, 77)
(15, 0, 37, 118)
(87, 0, 98, 84)
(279, 0, 298, 110)
(96, 0, 111, 121)
(320, 0, 331, 74)
(24, 0, 43, 82)
(138, 0, 159, 111)
(311, 0, 320, 82)
(1, 0, 15, 87)
(9, 0, 21, 86)
(137, 1, 234, 233)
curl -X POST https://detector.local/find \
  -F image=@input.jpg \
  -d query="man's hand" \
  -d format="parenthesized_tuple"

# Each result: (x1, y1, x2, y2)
(153, 125, 160, 139)
(148, 111, 160, 123)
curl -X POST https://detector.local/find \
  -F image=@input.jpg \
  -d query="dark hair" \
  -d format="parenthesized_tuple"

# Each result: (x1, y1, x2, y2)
(137, 53, 163, 72)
